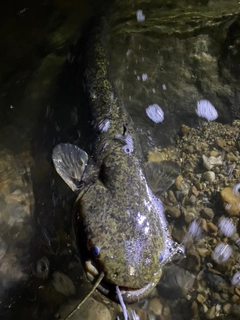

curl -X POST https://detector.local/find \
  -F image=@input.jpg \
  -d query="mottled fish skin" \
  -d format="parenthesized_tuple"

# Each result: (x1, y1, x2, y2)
(73, 18, 173, 301)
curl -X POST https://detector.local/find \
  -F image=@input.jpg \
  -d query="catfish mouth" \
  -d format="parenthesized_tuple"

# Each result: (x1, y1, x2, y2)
(85, 260, 155, 304)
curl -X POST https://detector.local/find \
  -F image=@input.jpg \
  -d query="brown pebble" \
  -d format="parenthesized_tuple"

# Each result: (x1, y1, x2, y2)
(148, 297, 163, 316)
(135, 308, 148, 320)
(205, 306, 216, 319)
(163, 306, 170, 317)
(168, 190, 178, 204)
(216, 139, 226, 149)
(220, 187, 240, 216)
(166, 206, 181, 219)
(201, 208, 214, 220)
(200, 218, 208, 232)
(191, 186, 199, 197)
(223, 303, 232, 315)
(175, 175, 183, 190)
(197, 293, 206, 304)
(235, 287, 240, 296)
(206, 222, 218, 234)
(181, 124, 190, 135)
(231, 294, 239, 303)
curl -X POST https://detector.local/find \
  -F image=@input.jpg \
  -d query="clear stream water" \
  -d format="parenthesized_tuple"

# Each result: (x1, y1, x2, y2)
(1, 0, 240, 319)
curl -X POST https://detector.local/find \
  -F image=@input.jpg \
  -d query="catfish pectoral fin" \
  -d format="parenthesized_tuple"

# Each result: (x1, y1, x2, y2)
(146, 160, 181, 195)
(52, 143, 88, 192)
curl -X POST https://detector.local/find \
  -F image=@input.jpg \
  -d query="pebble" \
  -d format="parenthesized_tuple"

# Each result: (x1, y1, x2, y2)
(135, 308, 148, 320)
(191, 186, 199, 196)
(148, 297, 163, 316)
(223, 303, 232, 315)
(231, 294, 239, 303)
(168, 190, 178, 204)
(206, 222, 218, 233)
(205, 306, 216, 319)
(201, 208, 214, 220)
(175, 175, 183, 190)
(162, 306, 170, 317)
(202, 155, 223, 170)
(220, 187, 240, 216)
(197, 293, 206, 304)
(166, 206, 181, 218)
(203, 171, 215, 183)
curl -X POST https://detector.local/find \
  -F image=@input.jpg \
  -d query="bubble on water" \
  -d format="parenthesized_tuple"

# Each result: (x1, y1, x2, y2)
(231, 271, 240, 287)
(218, 217, 236, 237)
(185, 219, 203, 242)
(136, 10, 145, 22)
(98, 119, 110, 132)
(213, 243, 232, 264)
(146, 104, 164, 123)
(196, 100, 218, 121)
(233, 183, 240, 196)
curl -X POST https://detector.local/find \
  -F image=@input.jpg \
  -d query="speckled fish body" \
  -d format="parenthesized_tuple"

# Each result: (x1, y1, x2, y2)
(53, 18, 175, 304)
(75, 19, 174, 300)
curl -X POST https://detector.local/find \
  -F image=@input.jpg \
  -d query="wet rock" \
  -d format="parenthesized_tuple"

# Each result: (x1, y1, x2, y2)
(220, 187, 240, 216)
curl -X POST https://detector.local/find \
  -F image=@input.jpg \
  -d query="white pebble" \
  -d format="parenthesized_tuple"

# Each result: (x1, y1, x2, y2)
(232, 271, 240, 287)
(213, 243, 232, 264)
(218, 217, 236, 238)
(233, 183, 240, 196)
(146, 104, 164, 123)
(136, 10, 145, 22)
(196, 100, 218, 121)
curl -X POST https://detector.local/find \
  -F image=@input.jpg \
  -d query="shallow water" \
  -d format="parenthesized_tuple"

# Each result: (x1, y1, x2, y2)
(1, 0, 240, 319)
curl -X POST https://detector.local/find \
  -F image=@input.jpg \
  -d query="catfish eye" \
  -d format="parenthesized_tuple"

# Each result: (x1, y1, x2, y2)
(159, 253, 163, 263)
(90, 246, 100, 257)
